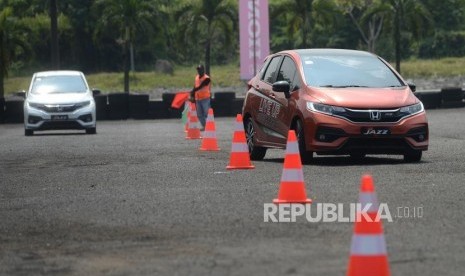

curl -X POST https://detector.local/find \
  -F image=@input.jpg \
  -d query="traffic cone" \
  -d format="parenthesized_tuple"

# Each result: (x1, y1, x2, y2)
(226, 114, 255, 169)
(185, 103, 201, 139)
(347, 174, 390, 276)
(200, 108, 220, 151)
(273, 130, 312, 204)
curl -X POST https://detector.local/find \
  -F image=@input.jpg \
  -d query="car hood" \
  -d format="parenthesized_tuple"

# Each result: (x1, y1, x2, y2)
(308, 87, 418, 109)
(26, 92, 92, 104)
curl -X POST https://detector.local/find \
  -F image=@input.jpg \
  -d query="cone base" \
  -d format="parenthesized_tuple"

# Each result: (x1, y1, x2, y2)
(200, 148, 220, 151)
(273, 198, 312, 204)
(226, 165, 255, 170)
(186, 136, 202, 140)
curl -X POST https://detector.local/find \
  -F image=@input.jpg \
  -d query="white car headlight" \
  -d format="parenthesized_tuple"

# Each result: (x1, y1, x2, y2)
(399, 102, 424, 116)
(306, 102, 345, 115)
(28, 102, 44, 109)
(74, 101, 91, 108)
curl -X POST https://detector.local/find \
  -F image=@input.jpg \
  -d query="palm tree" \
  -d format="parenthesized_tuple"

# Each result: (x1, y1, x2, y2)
(271, 0, 336, 49)
(381, 0, 432, 73)
(94, 0, 160, 93)
(176, 0, 237, 75)
(0, 7, 28, 100)
(337, 0, 385, 53)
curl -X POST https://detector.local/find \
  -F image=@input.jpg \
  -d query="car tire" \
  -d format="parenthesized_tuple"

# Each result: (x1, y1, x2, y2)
(404, 150, 422, 163)
(86, 127, 97, 135)
(25, 129, 33, 136)
(244, 118, 267, 160)
(295, 120, 313, 164)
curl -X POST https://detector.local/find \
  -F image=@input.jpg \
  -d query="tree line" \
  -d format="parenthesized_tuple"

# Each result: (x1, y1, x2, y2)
(1, 0, 465, 97)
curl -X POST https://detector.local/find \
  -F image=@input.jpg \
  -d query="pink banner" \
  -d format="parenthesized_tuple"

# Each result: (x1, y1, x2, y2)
(239, 0, 270, 80)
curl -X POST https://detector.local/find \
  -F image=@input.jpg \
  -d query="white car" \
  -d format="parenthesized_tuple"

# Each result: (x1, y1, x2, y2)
(24, 70, 97, 136)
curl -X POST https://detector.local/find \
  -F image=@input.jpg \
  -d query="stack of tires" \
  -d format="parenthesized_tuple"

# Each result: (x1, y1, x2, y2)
(212, 92, 235, 117)
(94, 94, 108, 121)
(129, 94, 150, 119)
(107, 93, 129, 120)
(441, 87, 464, 108)
(162, 92, 182, 118)
(4, 99, 24, 123)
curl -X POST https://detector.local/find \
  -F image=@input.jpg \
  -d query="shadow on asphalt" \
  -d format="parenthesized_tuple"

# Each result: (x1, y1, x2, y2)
(260, 156, 430, 166)
(31, 132, 87, 136)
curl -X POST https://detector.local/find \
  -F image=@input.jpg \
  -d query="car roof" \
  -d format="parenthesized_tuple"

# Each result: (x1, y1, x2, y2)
(33, 70, 84, 77)
(281, 48, 376, 58)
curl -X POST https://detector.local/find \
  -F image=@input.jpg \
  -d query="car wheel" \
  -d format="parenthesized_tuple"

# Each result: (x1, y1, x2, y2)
(86, 127, 97, 134)
(25, 129, 33, 136)
(244, 118, 267, 160)
(295, 120, 313, 164)
(404, 150, 422, 163)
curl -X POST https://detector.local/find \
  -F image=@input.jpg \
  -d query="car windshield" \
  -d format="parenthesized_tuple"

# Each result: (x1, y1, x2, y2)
(31, 75, 88, 94)
(300, 54, 404, 88)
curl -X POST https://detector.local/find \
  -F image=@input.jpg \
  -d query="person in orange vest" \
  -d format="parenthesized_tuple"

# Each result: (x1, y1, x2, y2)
(190, 64, 211, 130)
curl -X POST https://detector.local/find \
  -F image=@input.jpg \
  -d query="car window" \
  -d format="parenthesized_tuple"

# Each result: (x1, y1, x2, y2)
(301, 54, 404, 88)
(276, 56, 298, 91)
(31, 75, 88, 94)
(261, 56, 282, 84)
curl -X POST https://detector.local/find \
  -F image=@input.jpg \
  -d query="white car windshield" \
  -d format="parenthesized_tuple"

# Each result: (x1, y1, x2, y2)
(31, 75, 88, 94)
(301, 54, 404, 88)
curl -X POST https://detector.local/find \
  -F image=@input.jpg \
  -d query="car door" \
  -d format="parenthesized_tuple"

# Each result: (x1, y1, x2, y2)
(250, 55, 285, 146)
(273, 56, 300, 142)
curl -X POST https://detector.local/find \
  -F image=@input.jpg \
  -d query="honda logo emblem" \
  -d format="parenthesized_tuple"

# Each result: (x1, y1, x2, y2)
(370, 111, 381, 121)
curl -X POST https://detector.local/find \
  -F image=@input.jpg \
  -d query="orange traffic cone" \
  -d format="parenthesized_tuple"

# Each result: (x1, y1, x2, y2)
(347, 174, 390, 276)
(200, 108, 220, 151)
(273, 130, 312, 204)
(226, 114, 255, 169)
(186, 103, 201, 139)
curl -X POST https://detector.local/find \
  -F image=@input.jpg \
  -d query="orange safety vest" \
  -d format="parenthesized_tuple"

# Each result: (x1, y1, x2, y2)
(194, 74, 211, 100)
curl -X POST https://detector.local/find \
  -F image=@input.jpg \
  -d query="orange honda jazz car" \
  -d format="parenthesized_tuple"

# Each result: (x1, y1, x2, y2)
(242, 49, 428, 163)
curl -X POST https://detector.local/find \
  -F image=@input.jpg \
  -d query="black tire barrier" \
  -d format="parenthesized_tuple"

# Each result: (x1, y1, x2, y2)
(107, 93, 129, 120)
(162, 92, 183, 118)
(214, 91, 236, 102)
(148, 100, 170, 119)
(0, 97, 5, 123)
(415, 91, 441, 109)
(441, 87, 464, 108)
(129, 94, 149, 119)
(94, 94, 108, 121)
(231, 98, 244, 115)
(211, 98, 232, 117)
(5, 100, 24, 124)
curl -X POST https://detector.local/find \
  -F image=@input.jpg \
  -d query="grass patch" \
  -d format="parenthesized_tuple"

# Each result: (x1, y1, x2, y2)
(400, 57, 465, 77)
(3, 58, 465, 96)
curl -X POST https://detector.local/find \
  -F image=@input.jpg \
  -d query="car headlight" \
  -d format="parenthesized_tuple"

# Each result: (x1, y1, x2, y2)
(28, 102, 44, 109)
(399, 102, 424, 116)
(306, 102, 345, 116)
(74, 101, 91, 108)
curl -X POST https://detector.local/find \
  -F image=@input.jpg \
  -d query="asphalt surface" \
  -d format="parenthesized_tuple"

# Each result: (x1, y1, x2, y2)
(1, 108, 464, 276)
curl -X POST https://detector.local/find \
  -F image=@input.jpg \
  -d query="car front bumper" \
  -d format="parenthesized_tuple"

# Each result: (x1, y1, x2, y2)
(303, 111, 428, 154)
(24, 103, 96, 131)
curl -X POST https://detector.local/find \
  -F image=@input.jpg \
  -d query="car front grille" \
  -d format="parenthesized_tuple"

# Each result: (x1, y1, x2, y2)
(37, 104, 79, 113)
(336, 108, 404, 123)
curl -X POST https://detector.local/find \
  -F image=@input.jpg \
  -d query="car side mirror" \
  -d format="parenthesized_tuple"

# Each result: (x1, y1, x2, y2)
(92, 89, 101, 97)
(272, 81, 291, 98)
(408, 83, 416, 93)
